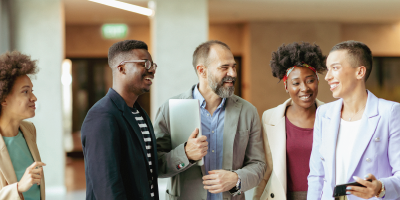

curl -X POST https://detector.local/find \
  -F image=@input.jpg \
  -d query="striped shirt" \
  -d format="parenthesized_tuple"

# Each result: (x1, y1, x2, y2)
(130, 106, 155, 198)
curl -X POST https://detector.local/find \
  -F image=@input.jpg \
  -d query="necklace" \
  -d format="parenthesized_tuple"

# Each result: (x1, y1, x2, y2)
(345, 105, 366, 121)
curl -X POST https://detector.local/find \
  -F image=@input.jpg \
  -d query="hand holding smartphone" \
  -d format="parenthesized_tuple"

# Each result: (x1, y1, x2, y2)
(333, 179, 372, 197)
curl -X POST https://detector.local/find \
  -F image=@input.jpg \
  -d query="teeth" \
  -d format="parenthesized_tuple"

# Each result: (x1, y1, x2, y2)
(330, 84, 338, 88)
(300, 95, 311, 100)
(145, 77, 153, 81)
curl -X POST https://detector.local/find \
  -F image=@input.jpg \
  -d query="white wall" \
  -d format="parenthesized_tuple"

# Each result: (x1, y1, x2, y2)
(150, 0, 208, 119)
(0, 0, 10, 54)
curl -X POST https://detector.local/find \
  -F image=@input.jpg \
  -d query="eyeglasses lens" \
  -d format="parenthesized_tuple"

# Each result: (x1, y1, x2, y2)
(145, 60, 157, 70)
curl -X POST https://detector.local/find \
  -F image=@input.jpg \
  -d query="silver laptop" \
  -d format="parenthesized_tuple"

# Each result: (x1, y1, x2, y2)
(169, 99, 204, 166)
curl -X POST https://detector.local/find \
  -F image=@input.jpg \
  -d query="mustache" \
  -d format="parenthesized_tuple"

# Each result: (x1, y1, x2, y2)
(221, 76, 236, 83)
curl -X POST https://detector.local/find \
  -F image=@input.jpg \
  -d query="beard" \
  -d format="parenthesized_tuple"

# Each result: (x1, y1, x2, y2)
(208, 71, 236, 98)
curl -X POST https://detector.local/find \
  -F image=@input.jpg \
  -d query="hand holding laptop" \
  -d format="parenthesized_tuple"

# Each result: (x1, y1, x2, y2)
(185, 128, 208, 161)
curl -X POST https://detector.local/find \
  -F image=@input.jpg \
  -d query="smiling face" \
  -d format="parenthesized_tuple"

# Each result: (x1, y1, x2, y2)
(123, 49, 155, 96)
(286, 67, 318, 109)
(325, 50, 363, 99)
(1, 75, 37, 119)
(206, 45, 237, 98)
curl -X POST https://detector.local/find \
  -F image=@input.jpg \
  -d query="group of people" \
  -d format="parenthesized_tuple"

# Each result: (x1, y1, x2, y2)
(0, 39, 398, 200)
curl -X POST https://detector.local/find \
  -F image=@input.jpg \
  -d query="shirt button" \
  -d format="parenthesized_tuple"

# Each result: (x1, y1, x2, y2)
(366, 158, 371, 162)
(375, 137, 380, 142)
(320, 157, 324, 161)
(207, 114, 209, 116)
(212, 150, 215, 153)
(212, 131, 214, 133)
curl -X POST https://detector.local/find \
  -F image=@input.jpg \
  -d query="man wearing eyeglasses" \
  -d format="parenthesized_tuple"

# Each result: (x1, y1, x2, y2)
(81, 40, 159, 200)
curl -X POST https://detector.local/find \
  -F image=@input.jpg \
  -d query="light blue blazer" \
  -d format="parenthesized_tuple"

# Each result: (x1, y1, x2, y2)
(307, 90, 400, 200)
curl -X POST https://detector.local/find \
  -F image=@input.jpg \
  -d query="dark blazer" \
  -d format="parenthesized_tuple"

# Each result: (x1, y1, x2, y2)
(81, 88, 159, 200)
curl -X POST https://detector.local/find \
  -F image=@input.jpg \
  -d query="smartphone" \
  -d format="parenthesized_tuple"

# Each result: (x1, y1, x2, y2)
(332, 179, 372, 197)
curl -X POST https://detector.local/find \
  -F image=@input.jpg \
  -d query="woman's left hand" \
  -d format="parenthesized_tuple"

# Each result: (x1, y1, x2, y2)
(346, 173, 382, 199)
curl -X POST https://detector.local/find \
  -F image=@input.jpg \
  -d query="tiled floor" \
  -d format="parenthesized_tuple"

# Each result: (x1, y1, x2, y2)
(64, 157, 254, 200)
(64, 157, 169, 200)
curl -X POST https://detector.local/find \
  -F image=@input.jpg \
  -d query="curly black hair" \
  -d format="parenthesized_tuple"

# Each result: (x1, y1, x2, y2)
(0, 51, 38, 105)
(270, 42, 327, 80)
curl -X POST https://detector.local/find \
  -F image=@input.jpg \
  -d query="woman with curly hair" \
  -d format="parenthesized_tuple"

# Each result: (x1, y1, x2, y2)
(253, 42, 327, 200)
(0, 51, 45, 200)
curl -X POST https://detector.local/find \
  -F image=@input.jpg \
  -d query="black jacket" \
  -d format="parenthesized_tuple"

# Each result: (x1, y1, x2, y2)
(81, 88, 159, 200)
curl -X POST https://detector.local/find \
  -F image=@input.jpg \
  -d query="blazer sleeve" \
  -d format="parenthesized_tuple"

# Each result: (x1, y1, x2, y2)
(234, 106, 267, 192)
(0, 183, 23, 200)
(154, 104, 195, 178)
(380, 103, 400, 199)
(253, 113, 273, 200)
(81, 111, 127, 200)
(307, 107, 324, 200)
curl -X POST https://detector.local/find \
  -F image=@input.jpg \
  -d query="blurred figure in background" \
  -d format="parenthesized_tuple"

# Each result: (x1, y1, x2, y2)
(308, 41, 400, 200)
(0, 51, 46, 200)
(81, 40, 159, 200)
(254, 42, 327, 200)
(155, 40, 266, 200)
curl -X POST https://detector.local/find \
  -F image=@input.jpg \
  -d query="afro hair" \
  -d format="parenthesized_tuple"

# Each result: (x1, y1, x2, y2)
(0, 51, 38, 104)
(270, 42, 327, 80)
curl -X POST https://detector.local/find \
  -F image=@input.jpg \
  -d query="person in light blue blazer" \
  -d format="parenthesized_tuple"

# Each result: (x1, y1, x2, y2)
(307, 40, 400, 200)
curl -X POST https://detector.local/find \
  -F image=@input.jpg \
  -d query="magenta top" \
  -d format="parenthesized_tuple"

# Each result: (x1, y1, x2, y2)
(286, 116, 314, 192)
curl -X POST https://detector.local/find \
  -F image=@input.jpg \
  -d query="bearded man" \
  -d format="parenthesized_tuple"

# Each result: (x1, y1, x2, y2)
(155, 40, 267, 200)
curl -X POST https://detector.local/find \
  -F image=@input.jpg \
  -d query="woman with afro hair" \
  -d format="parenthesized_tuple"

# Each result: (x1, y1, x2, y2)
(253, 42, 327, 200)
(0, 51, 45, 200)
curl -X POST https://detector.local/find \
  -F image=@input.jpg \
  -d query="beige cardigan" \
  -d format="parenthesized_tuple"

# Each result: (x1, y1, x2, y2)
(253, 98, 324, 200)
(0, 121, 45, 200)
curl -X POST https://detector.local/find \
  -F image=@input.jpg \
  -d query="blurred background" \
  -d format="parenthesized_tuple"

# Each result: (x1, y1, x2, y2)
(1, 0, 400, 199)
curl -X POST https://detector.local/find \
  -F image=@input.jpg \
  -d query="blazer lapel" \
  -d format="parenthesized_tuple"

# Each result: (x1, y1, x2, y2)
(267, 99, 290, 192)
(222, 96, 242, 171)
(345, 91, 380, 182)
(0, 137, 18, 184)
(20, 123, 41, 162)
(107, 88, 149, 162)
(135, 102, 159, 176)
(321, 99, 342, 189)
(123, 108, 149, 162)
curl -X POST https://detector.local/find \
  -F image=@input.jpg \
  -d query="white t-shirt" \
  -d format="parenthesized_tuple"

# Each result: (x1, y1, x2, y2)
(336, 119, 362, 185)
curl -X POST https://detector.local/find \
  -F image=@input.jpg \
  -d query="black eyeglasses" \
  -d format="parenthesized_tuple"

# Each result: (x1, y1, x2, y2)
(118, 60, 157, 70)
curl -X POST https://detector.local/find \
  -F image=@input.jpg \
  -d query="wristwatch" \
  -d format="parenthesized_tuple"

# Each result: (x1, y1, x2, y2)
(376, 180, 386, 198)
(229, 173, 242, 196)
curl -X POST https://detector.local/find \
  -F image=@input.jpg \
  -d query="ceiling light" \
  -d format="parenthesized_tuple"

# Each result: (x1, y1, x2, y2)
(88, 0, 153, 16)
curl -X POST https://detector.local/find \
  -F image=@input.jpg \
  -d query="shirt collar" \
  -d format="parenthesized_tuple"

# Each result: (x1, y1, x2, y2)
(193, 84, 226, 109)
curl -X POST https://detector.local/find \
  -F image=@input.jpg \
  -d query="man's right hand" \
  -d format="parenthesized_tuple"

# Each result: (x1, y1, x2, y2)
(185, 128, 208, 161)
